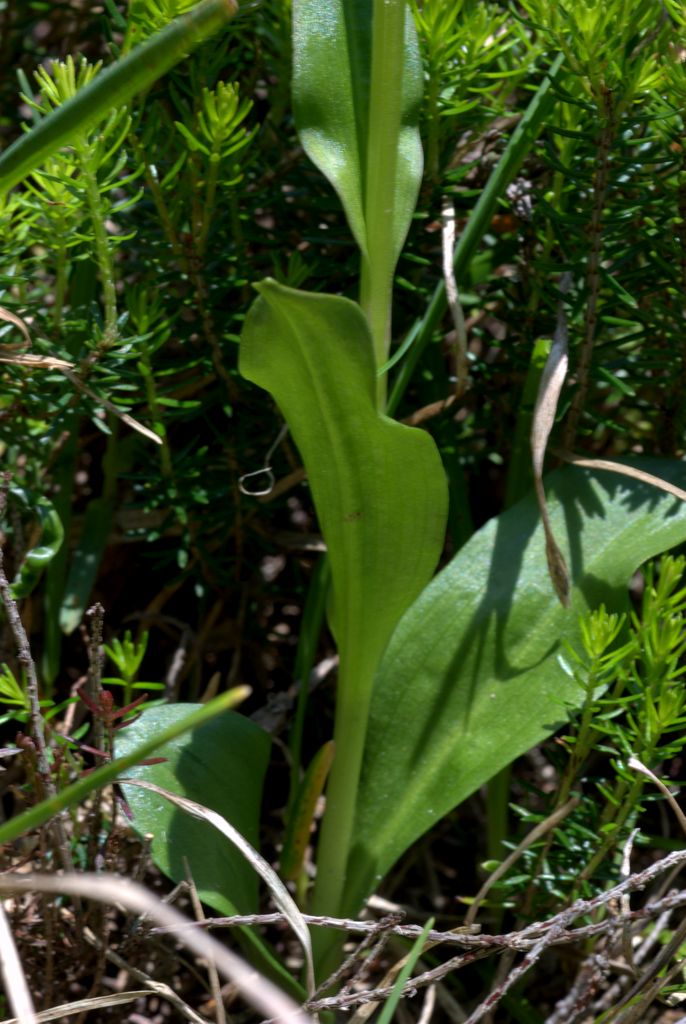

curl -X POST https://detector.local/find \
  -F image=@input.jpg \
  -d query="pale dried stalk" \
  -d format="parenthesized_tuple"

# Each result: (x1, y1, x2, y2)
(0, 306, 160, 444)
(82, 924, 208, 1024)
(315, 851, 686, 1015)
(442, 197, 469, 399)
(416, 985, 437, 1024)
(155, 893, 686, 952)
(183, 858, 226, 1024)
(1, 990, 150, 1023)
(61, 367, 162, 445)
(0, 305, 32, 349)
(554, 450, 686, 503)
(0, 874, 311, 1024)
(628, 757, 686, 837)
(0, 543, 73, 874)
(544, 953, 610, 1024)
(464, 923, 568, 1024)
(620, 829, 640, 974)
(0, 901, 36, 1024)
(609, 913, 686, 1024)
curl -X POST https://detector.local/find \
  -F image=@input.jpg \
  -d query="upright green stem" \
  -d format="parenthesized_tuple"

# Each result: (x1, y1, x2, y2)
(198, 156, 221, 257)
(309, 2, 411, 958)
(577, 772, 648, 886)
(310, 648, 374, 967)
(138, 348, 173, 478)
(360, 0, 407, 409)
(53, 240, 69, 332)
(130, 132, 185, 260)
(76, 139, 118, 348)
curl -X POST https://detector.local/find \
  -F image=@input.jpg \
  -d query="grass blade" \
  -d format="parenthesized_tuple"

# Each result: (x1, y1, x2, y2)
(375, 918, 434, 1024)
(0, 0, 237, 195)
(386, 54, 564, 413)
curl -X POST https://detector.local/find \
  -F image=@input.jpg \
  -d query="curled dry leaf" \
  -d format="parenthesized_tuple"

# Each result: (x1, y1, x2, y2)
(530, 276, 572, 607)
(0, 872, 311, 1024)
(0, 353, 74, 370)
(627, 757, 686, 838)
(120, 777, 316, 996)
(0, 305, 32, 351)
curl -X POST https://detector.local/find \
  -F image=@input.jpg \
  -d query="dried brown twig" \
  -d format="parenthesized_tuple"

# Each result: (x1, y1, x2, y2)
(149, 849, 686, 1018)
(0, 482, 73, 877)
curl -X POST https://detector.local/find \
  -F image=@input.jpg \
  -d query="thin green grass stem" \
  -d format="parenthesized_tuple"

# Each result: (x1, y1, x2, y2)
(0, 0, 236, 196)
(376, 918, 434, 1024)
(139, 346, 173, 477)
(386, 54, 564, 416)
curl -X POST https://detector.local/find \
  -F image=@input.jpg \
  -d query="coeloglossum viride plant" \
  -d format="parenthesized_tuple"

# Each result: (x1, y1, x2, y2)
(7, 0, 686, 995)
(234, 0, 686, 975)
(109, 0, 686, 985)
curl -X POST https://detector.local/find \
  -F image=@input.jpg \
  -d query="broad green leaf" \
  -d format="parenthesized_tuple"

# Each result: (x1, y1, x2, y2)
(122, 778, 316, 997)
(59, 497, 113, 635)
(240, 279, 448, 919)
(292, 0, 422, 268)
(0, 689, 248, 846)
(240, 280, 447, 671)
(346, 459, 686, 914)
(8, 487, 64, 600)
(0, 0, 236, 195)
(117, 703, 270, 916)
(116, 705, 307, 995)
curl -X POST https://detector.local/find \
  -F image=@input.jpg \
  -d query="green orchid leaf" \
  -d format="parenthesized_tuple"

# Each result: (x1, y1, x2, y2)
(117, 703, 271, 916)
(241, 280, 447, 666)
(240, 278, 448, 920)
(116, 702, 305, 993)
(292, 0, 422, 268)
(346, 459, 686, 914)
(9, 487, 64, 600)
(59, 497, 114, 635)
